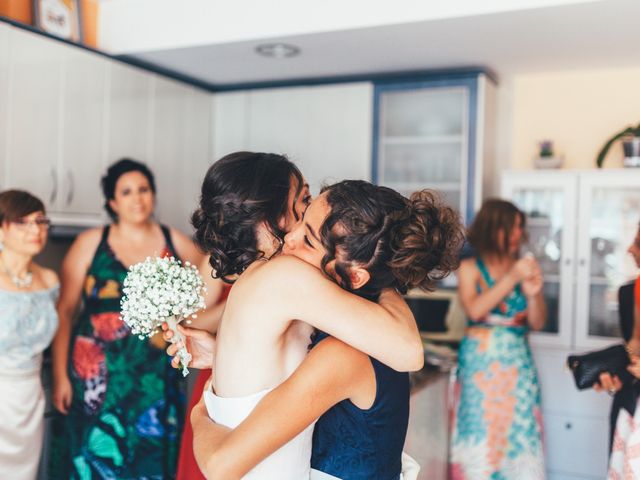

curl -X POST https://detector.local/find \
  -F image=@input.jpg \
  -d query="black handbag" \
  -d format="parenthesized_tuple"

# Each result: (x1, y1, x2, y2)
(567, 344, 632, 390)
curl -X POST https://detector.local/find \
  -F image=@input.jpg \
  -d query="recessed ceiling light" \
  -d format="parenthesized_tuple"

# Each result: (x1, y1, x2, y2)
(255, 43, 301, 59)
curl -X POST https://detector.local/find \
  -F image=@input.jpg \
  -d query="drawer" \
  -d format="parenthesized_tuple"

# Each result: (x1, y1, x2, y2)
(548, 472, 600, 480)
(533, 347, 612, 417)
(543, 413, 609, 477)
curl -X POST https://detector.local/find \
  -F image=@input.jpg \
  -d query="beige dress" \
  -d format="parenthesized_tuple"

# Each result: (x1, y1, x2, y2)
(0, 286, 58, 480)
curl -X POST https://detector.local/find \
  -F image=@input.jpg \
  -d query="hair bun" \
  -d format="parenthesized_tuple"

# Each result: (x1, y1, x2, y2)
(389, 190, 464, 291)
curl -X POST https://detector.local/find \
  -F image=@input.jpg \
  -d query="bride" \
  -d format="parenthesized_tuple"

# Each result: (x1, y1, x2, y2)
(168, 152, 462, 478)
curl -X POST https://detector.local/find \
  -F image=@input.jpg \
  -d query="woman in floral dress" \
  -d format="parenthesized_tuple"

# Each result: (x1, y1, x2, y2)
(450, 199, 547, 480)
(49, 159, 206, 479)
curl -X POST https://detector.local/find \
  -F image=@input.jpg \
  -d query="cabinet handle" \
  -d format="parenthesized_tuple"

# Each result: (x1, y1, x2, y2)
(66, 170, 74, 206)
(564, 258, 572, 266)
(565, 422, 572, 430)
(49, 168, 58, 205)
(579, 259, 586, 267)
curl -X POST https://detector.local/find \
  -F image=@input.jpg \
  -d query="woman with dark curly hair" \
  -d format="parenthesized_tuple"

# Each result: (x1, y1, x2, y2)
(166, 154, 464, 479)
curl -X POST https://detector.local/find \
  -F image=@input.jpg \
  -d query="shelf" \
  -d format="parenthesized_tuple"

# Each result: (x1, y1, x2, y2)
(381, 135, 464, 145)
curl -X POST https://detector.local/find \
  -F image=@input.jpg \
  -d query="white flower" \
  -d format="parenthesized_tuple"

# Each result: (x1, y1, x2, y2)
(120, 256, 206, 338)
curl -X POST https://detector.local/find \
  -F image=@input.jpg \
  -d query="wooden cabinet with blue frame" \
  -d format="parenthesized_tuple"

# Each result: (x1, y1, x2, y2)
(372, 71, 497, 224)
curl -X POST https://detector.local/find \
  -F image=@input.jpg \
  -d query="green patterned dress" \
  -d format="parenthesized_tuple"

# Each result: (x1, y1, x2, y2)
(50, 225, 185, 480)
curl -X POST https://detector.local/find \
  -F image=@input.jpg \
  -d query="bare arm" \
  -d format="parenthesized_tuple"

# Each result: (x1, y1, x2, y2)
(252, 255, 423, 372)
(193, 337, 370, 479)
(51, 228, 102, 414)
(522, 264, 546, 330)
(457, 257, 534, 321)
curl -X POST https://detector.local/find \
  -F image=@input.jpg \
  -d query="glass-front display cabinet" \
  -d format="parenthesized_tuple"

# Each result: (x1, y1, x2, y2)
(502, 170, 640, 349)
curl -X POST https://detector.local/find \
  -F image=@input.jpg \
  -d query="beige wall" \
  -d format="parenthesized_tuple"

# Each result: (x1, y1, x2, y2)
(499, 67, 640, 172)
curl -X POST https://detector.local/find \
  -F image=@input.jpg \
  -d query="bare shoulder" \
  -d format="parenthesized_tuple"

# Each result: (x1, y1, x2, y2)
(74, 227, 104, 251)
(65, 227, 104, 267)
(458, 258, 479, 277)
(168, 227, 204, 263)
(168, 227, 192, 246)
(256, 255, 325, 285)
(33, 264, 59, 288)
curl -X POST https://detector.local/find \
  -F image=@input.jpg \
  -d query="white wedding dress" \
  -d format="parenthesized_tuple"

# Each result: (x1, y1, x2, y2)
(204, 387, 420, 480)
(204, 387, 315, 479)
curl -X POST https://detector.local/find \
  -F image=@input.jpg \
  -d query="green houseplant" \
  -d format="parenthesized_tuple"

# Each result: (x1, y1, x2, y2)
(596, 122, 640, 168)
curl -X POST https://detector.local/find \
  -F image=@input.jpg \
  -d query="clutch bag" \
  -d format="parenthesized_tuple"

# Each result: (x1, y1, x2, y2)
(567, 344, 631, 390)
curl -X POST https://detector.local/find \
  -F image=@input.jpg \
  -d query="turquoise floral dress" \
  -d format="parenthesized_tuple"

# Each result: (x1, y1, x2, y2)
(450, 258, 545, 480)
(50, 226, 185, 479)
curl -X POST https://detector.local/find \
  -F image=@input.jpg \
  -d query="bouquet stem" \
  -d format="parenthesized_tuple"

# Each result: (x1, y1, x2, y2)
(166, 315, 192, 377)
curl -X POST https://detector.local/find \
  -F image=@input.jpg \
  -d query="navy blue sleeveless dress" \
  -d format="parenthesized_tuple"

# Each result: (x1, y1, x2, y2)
(310, 331, 410, 480)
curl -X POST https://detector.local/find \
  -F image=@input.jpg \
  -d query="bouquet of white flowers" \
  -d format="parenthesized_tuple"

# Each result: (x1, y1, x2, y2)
(121, 256, 206, 376)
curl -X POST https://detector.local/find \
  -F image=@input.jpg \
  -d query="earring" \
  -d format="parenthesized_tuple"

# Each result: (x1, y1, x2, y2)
(265, 235, 284, 260)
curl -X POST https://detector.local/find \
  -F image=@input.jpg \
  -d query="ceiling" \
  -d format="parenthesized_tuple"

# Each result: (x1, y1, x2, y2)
(100, 0, 640, 88)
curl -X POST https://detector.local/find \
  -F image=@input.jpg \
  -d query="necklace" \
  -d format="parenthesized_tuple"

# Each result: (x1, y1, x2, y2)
(0, 256, 33, 289)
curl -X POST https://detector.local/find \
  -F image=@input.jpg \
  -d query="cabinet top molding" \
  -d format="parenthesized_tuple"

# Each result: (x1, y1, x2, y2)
(0, 16, 497, 94)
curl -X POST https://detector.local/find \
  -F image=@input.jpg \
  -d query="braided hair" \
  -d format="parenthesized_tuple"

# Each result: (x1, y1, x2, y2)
(191, 152, 304, 281)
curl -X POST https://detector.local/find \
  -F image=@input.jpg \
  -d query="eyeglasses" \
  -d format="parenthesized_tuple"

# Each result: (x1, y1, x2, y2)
(12, 217, 51, 230)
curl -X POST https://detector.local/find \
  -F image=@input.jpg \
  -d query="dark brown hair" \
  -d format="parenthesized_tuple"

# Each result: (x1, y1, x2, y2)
(101, 158, 156, 220)
(467, 198, 526, 257)
(191, 151, 304, 281)
(318, 181, 464, 300)
(0, 189, 46, 225)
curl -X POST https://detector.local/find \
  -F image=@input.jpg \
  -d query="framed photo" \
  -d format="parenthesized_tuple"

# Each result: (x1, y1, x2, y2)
(33, 0, 81, 42)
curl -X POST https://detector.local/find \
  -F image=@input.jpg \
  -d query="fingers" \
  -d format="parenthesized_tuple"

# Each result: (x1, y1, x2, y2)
(162, 329, 174, 342)
(612, 375, 623, 391)
(598, 372, 615, 391)
(53, 392, 70, 415)
(597, 372, 622, 395)
(165, 341, 185, 356)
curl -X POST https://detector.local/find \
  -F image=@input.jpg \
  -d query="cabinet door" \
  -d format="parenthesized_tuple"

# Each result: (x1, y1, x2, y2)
(211, 91, 248, 160)
(58, 46, 107, 218)
(0, 23, 9, 189)
(543, 412, 609, 478)
(374, 78, 477, 222)
(502, 171, 577, 347)
(106, 62, 151, 164)
(575, 171, 640, 348)
(246, 83, 372, 194)
(151, 77, 211, 234)
(6, 28, 63, 204)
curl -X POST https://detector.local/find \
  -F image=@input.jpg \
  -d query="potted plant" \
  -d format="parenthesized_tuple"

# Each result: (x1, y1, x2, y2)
(596, 123, 640, 168)
(534, 140, 562, 168)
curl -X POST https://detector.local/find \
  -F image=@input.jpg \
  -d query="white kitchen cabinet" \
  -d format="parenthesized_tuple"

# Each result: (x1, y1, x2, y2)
(373, 74, 496, 223)
(502, 169, 640, 479)
(2, 22, 211, 228)
(211, 83, 373, 194)
(106, 61, 152, 165)
(5, 27, 107, 224)
(6, 28, 64, 206)
(58, 46, 108, 219)
(151, 76, 210, 233)
(0, 22, 9, 189)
